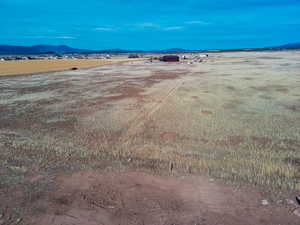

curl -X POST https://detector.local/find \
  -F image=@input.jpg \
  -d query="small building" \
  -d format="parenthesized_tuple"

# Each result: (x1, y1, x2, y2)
(160, 55, 180, 62)
(128, 53, 139, 58)
(181, 54, 191, 60)
(199, 54, 208, 58)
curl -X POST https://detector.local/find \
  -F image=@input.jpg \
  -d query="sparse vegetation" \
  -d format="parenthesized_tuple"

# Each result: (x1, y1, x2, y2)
(1, 51, 300, 191)
(1, 51, 300, 224)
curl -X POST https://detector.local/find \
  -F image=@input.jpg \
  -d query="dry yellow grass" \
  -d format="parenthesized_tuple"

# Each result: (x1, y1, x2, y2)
(0, 58, 140, 76)
(1, 51, 300, 192)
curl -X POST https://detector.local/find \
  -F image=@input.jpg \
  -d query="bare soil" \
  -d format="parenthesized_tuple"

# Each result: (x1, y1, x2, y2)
(1, 171, 299, 225)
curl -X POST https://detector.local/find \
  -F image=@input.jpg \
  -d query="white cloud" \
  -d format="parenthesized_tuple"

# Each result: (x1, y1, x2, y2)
(185, 20, 211, 25)
(136, 23, 160, 28)
(24, 35, 46, 39)
(23, 35, 76, 39)
(56, 36, 76, 39)
(164, 26, 184, 31)
(117, 23, 186, 31)
(95, 27, 116, 31)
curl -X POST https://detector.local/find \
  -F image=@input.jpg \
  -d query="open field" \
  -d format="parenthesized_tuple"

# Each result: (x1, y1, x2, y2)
(1, 51, 300, 224)
(0, 58, 140, 76)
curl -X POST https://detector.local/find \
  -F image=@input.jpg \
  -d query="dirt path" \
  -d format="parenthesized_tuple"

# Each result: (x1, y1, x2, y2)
(121, 79, 185, 144)
(19, 171, 299, 225)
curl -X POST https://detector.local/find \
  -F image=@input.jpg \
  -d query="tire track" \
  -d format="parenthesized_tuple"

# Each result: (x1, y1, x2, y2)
(120, 79, 184, 145)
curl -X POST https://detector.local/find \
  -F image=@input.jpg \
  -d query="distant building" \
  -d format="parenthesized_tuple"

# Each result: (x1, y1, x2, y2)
(199, 54, 208, 58)
(160, 55, 180, 62)
(128, 53, 140, 58)
(181, 55, 191, 60)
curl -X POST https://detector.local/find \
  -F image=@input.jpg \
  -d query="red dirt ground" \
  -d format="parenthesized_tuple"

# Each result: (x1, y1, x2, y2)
(16, 171, 299, 225)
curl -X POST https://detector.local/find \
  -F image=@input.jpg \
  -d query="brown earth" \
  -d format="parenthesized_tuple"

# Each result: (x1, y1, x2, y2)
(1, 171, 299, 225)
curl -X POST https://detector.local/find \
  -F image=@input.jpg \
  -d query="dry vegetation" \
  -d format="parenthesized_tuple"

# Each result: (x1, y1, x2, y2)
(0, 58, 140, 76)
(1, 52, 300, 191)
(1, 51, 300, 224)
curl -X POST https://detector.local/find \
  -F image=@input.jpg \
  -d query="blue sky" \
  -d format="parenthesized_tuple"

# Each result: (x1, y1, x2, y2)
(1, 0, 300, 50)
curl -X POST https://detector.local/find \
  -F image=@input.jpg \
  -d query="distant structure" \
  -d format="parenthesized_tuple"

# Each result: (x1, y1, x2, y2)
(160, 55, 180, 62)
(181, 55, 190, 60)
(128, 53, 140, 58)
(199, 54, 208, 58)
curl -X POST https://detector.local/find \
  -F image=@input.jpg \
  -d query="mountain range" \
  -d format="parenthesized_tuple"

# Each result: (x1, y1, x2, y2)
(270, 42, 300, 49)
(0, 43, 299, 55)
(0, 45, 191, 55)
(0, 45, 92, 55)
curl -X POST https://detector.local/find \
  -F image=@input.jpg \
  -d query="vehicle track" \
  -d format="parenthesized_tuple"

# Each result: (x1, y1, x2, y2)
(120, 79, 184, 145)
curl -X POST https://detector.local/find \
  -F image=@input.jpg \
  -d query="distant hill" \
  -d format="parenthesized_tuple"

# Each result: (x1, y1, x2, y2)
(0, 45, 196, 55)
(271, 42, 300, 49)
(1, 42, 299, 55)
(0, 45, 93, 55)
(155, 48, 190, 53)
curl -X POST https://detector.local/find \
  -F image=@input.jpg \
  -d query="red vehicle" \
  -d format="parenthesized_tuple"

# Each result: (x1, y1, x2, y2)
(159, 55, 180, 62)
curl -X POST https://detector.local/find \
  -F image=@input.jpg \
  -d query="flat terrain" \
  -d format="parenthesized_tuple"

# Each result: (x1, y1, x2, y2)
(0, 51, 300, 224)
(0, 58, 138, 76)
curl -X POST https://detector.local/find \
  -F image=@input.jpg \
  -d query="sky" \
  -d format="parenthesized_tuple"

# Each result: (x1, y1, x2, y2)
(1, 0, 300, 50)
